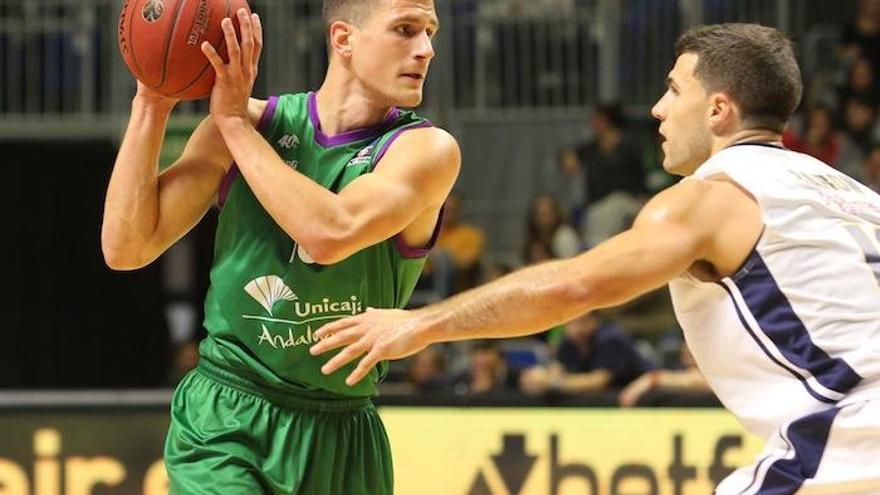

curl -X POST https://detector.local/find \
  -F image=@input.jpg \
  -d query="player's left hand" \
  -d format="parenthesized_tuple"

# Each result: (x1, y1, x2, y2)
(310, 308, 432, 386)
(201, 8, 262, 127)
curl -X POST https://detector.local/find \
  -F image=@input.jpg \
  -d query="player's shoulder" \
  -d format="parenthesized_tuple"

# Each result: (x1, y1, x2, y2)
(381, 126, 461, 173)
(636, 177, 755, 229)
(398, 125, 459, 153)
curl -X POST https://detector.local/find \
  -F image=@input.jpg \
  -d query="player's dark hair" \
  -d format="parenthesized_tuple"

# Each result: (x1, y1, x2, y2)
(675, 23, 803, 133)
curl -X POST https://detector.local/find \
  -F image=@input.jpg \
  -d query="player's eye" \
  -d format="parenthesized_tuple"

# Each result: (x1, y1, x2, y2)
(396, 25, 413, 36)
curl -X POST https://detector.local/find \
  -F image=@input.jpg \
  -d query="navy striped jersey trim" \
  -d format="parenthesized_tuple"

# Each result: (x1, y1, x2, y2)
(730, 250, 862, 398)
(753, 407, 839, 495)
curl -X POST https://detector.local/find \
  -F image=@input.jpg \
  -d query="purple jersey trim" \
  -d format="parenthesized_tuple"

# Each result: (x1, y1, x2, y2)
(371, 120, 434, 167)
(218, 96, 279, 208)
(308, 91, 401, 147)
(394, 206, 445, 259)
(258, 95, 280, 131)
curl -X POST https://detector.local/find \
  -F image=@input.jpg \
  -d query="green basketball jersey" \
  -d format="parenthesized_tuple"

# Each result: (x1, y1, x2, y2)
(200, 92, 435, 399)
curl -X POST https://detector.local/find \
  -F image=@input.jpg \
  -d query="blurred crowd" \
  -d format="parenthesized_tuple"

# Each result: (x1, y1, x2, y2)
(170, 1, 880, 407)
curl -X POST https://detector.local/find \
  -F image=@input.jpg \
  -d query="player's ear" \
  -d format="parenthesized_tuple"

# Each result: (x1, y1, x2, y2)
(708, 92, 736, 131)
(329, 21, 354, 59)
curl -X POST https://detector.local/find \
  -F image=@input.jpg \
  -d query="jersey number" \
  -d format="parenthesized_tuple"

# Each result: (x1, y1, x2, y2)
(846, 225, 880, 284)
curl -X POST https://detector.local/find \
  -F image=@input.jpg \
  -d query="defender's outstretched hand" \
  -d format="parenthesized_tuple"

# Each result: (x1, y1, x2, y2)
(201, 8, 263, 126)
(310, 309, 432, 386)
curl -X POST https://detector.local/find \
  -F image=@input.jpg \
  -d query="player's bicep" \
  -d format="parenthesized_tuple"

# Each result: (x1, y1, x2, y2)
(569, 184, 712, 308)
(332, 165, 440, 250)
(580, 221, 705, 306)
(336, 128, 460, 246)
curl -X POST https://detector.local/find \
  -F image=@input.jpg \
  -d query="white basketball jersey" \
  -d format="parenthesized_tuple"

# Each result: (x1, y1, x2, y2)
(669, 143, 880, 439)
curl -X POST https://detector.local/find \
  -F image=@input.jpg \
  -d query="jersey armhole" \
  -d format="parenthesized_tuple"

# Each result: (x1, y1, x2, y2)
(217, 96, 280, 209)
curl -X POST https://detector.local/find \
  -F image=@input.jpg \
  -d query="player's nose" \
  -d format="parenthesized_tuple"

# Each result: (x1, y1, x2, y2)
(651, 99, 665, 121)
(415, 31, 435, 60)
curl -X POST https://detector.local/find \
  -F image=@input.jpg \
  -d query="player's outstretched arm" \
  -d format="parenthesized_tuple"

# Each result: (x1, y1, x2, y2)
(101, 83, 265, 270)
(311, 179, 761, 385)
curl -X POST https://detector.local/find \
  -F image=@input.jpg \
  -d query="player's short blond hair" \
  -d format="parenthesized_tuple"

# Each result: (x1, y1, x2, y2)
(322, 0, 378, 29)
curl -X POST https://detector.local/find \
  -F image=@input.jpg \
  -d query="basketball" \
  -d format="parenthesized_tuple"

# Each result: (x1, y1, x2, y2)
(118, 0, 250, 100)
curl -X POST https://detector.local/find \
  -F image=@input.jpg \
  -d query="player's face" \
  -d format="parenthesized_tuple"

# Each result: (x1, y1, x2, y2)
(351, 0, 438, 108)
(651, 53, 713, 176)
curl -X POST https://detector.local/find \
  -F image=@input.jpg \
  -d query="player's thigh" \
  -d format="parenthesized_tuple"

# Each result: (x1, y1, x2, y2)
(164, 371, 272, 494)
(166, 455, 268, 495)
(294, 404, 394, 495)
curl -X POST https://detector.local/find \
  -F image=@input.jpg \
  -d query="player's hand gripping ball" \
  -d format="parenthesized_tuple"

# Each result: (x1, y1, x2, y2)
(118, 0, 250, 100)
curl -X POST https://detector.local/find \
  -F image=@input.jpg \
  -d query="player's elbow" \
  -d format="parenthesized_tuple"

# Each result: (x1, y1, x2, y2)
(303, 244, 347, 265)
(101, 233, 150, 271)
(102, 247, 145, 271)
(296, 230, 353, 266)
(294, 212, 365, 265)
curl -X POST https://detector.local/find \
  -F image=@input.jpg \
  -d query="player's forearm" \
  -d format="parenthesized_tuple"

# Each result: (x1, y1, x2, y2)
(413, 257, 596, 343)
(412, 228, 687, 345)
(217, 118, 350, 261)
(101, 97, 174, 269)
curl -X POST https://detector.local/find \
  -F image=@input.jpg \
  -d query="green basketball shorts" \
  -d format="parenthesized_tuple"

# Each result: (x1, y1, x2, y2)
(164, 362, 393, 494)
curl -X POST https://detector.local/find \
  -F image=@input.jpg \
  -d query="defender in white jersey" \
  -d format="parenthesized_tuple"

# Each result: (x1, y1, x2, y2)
(312, 24, 880, 494)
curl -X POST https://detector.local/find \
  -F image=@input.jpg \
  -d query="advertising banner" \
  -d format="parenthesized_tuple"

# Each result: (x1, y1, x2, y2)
(0, 407, 761, 495)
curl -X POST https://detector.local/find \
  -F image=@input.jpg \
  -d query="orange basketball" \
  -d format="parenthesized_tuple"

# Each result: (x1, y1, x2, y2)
(118, 0, 251, 100)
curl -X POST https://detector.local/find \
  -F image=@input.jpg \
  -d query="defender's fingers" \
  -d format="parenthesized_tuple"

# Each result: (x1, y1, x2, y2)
(321, 343, 368, 375)
(309, 329, 357, 355)
(314, 316, 361, 339)
(346, 350, 383, 386)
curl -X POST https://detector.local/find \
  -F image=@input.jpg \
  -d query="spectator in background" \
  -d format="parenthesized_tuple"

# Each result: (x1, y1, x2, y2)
(569, 103, 647, 246)
(618, 342, 714, 407)
(519, 312, 653, 396)
(541, 148, 586, 226)
(453, 341, 519, 395)
(837, 56, 879, 106)
(784, 106, 862, 174)
(840, 0, 880, 73)
(864, 144, 880, 191)
(523, 194, 582, 261)
(841, 96, 879, 155)
(168, 340, 200, 386)
(482, 260, 514, 283)
(406, 347, 449, 393)
(435, 194, 486, 293)
(523, 240, 554, 265)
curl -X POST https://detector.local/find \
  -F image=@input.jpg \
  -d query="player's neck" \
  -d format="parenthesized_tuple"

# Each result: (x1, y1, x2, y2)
(314, 71, 395, 137)
(712, 129, 783, 155)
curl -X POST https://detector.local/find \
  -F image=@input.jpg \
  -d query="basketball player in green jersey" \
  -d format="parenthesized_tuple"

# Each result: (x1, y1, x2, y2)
(102, 1, 458, 493)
